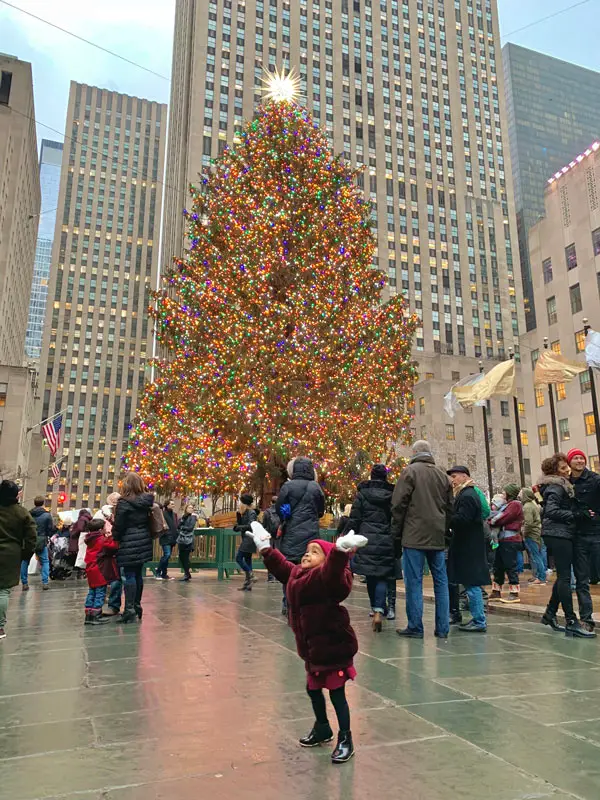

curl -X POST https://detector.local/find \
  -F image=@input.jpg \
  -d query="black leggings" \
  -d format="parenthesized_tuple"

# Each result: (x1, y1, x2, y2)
(307, 685, 350, 732)
(179, 547, 191, 577)
(544, 536, 576, 624)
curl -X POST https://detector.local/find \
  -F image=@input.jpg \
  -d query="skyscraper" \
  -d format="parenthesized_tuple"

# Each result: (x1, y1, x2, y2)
(161, 0, 527, 486)
(503, 43, 600, 331)
(26, 139, 63, 360)
(40, 83, 167, 509)
(0, 55, 40, 366)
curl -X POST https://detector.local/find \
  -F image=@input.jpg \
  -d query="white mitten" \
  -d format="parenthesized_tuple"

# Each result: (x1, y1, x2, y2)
(250, 521, 272, 552)
(336, 530, 368, 552)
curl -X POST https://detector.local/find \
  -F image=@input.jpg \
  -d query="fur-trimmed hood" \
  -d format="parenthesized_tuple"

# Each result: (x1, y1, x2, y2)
(537, 474, 574, 497)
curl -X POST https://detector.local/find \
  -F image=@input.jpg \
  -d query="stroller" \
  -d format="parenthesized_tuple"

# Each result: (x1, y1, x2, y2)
(49, 532, 72, 581)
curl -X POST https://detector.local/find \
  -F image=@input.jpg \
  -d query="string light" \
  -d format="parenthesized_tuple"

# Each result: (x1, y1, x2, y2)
(126, 99, 419, 496)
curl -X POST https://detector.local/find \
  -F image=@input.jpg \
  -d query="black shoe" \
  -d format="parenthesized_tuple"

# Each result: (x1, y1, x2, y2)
(331, 731, 354, 763)
(434, 630, 449, 639)
(450, 612, 463, 625)
(458, 620, 487, 633)
(299, 723, 333, 747)
(85, 614, 110, 626)
(541, 613, 565, 632)
(180, 575, 191, 582)
(281, 602, 288, 616)
(134, 605, 143, 620)
(396, 627, 424, 639)
(116, 610, 137, 624)
(565, 620, 597, 639)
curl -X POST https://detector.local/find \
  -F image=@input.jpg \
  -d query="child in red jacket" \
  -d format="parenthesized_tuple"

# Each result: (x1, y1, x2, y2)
(490, 483, 525, 604)
(248, 521, 367, 764)
(84, 519, 119, 626)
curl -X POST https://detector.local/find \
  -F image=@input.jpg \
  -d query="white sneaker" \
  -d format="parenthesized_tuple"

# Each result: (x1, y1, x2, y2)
(546, 569, 553, 578)
(155, 575, 163, 581)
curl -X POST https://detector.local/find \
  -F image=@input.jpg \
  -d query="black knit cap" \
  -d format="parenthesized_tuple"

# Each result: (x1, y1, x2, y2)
(0, 480, 19, 507)
(370, 464, 388, 481)
(239, 493, 253, 506)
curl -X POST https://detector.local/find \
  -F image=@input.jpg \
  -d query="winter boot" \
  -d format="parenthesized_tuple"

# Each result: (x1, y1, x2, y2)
(86, 610, 110, 626)
(84, 610, 93, 625)
(386, 582, 396, 620)
(450, 611, 463, 625)
(134, 604, 143, 620)
(250, 571, 258, 584)
(331, 731, 354, 763)
(117, 582, 137, 624)
(565, 620, 597, 639)
(489, 582, 502, 601)
(500, 585, 520, 604)
(238, 574, 252, 591)
(541, 612, 565, 632)
(299, 722, 334, 747)
(372, 611, 383, 633)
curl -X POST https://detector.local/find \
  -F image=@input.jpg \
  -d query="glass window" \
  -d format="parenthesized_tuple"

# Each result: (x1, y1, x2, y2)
(559, 418, 570, 442)
(565, 243, 577, 270)
(530, 349, 539, 369)
(546, 296, 557, 325)
(556, 382, 566, 401)
(419, 397, 425, 414)
(535, 387, 545, 408)
(585, 412, 596, 437)
(500, 400, 509, 417)
(465, 425, 474, 442)
(538, 424, 548, 447)
(420, 425, 427, 439)
(580, 371, 592, 394)
(521, 430, 529, 447)
(502, 428, 512, 445)
(570, 283, 582, 314)
(591, 455, 600, 473)
(593, 227, 600, 257)
(542, 257, 553, 284)
(446, 424, 455, 441)
(575, 330, 586, 353)
(518, 402, 526, 415)
(551, 340, 561, 354)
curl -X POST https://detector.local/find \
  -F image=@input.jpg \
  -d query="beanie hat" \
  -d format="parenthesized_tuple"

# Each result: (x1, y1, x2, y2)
(107, 492, 120, 506)
(0, 480, 19, 507)
(239, 493, 253, 506)
(310, 539, 335, 557)
(566, 448, 587, 466)
(504, 483, 520, 501)
(370, 463, 388, 481)
(491, 493, 506, 509)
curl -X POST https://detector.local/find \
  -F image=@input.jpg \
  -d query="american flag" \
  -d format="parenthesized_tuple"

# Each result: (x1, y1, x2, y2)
(41, 415, 62, 456)
(50, 462, 61, 482)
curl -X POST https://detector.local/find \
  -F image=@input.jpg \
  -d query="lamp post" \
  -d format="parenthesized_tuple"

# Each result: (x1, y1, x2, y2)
(544, 337, 559, 451)
(479, 361, 494, 498)
(508, 347, 525, 486)
(583, 318, 600, 457)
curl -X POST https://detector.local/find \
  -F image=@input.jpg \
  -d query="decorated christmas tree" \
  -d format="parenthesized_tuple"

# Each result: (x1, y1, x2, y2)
(127, 76, 418, 498)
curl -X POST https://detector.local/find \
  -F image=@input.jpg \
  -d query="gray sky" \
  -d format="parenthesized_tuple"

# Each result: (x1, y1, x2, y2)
(0, 0, 598, 148)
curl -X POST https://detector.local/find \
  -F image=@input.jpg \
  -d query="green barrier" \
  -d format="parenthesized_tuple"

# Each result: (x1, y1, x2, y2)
(144, 529, 340, 580)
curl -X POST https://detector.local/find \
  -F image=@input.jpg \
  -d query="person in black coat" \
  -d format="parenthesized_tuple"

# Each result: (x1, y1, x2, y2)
(112, 472, 154, 624)
(261, 497, 281, 582)
(567, 449, 600, 620)
(447, 466, 490, 633)
(346, 464, 394, 632)
(234, 493, 258, 591)
(176, 504, 197, 582)
(155, 499, 178, 580)
(539, 454, 596, 638)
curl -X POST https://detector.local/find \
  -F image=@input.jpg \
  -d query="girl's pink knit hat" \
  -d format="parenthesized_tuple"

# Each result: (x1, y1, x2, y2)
(310, 539, 335, 557)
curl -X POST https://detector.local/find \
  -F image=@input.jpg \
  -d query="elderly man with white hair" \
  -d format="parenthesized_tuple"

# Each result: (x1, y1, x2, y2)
(391, 440, 453, 639)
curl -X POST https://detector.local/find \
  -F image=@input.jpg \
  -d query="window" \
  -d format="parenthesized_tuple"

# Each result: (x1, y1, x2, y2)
(500, 401, 509, 417)
(452, 371, 460, 382)
(531, 349, 539, 369)
(502, 428, 512, 445)
(521, 430, 529, 447)
(542, 257, 553, 284)
(447, 453, 456, 469)
(535, 387, 545, 408)
(585, 413, 596, 437)
(559, 418, 570, 442)
(420, 425, 427, 439)
(524, 458, 531, 476)
(465, 425, 474, 442)
(591, 455, 600, 473)
(0, 70, 12, 105)
(580, 371, 592, 394)
(575, 330, 586, 353)
(446, 424, 455, 441)
(546, 296, 557, 325)
(593, 227, 600, 257)
(425, 372, 435, 380)
(518, 402, 526, 415)
(565, 243, 577, 270)
(556, 382, 567, 401)
(467, 454, 477, 471)
(551, 340, 561, 354)
(538, 424, 548, 447)
(570, 283, 582, 314)
(419, 397, 425, 415)
(505, 457, 514, 474)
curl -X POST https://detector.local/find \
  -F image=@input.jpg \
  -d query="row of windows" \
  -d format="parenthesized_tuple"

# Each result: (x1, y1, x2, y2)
(538, 413, 597, 446)
(542, 228, 600, 287)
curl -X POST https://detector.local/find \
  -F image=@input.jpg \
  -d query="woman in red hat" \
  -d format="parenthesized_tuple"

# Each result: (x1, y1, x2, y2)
(248, 521, 367, 764)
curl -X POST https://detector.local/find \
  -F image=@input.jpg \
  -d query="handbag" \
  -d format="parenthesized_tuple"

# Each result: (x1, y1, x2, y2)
(149, 503, 167, 540)
(176, 515, 197, 549)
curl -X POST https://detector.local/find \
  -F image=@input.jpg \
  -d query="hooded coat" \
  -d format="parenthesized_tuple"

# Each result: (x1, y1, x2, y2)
(262, 546, 358, 673)
(276, 457, 325, 563)
(346, 479, 395, 579)
(84, 529, 119, 588)
(538, 475, 579, 541)
(521, 488, 542, 546)
(447, 483, 490, 587)
(30, 506, 53, 540)
(0, 503, 37, 590)
(112, 493, 154, 567)
(235, 507, 259, 554)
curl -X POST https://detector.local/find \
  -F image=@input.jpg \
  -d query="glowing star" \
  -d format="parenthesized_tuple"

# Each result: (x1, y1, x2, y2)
(262, 66, 301, 104)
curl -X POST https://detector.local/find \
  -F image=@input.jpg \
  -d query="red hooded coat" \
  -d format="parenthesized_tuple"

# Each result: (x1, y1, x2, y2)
(262, 545, 358, 674)
(84, 530, 119, 588)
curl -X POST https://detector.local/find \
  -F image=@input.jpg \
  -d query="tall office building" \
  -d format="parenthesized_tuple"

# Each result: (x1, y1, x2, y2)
(503, 44, 600, 331)
(40, 83, 167, 509)
(0, 55, 40, 366)
(26, 139, 63, 360)
(162, 0, 527, 487)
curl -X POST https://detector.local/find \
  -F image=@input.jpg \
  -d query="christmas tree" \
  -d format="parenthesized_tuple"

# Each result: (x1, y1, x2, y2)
(127, 83, 418, 498)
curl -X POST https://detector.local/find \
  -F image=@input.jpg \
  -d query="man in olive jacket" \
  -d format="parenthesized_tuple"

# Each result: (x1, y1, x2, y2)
(0, 481, 37, 639)
(391, 441, 454, 639)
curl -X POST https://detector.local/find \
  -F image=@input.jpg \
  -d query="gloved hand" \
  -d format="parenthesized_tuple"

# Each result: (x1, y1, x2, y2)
(336, 530, 368, 552)
(250, 521, 272, 553)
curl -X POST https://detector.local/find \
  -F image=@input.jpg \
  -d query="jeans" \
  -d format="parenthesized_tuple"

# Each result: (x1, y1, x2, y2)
(516, 550, 524, 574)
(108, 568, 125, 611)
(525, 539, 546, 582)
(21, 546, 50, 585)
(573, 537, 600, 625)
(157, 544, 172, 578)
(464, 586, 486, 628)
(402, 548, 449, 636)
(236, 549, 252, 574)
(123, 565, 144, 608)
(541, 543, 548, 570)
(493, 541, 520, 587)
(544, 536, 576, 624)
(0, 587, 10, 628)
(366, 577, 388, 613)
(85, 585, 107, 611)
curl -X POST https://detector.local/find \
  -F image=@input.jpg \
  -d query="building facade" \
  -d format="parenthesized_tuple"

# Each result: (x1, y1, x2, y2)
(39, 83, 167, 509)
(521, 141, 600, 475)
(0, 55, 41, 366)
(0, 365, 37, 488)
(161, 0, 526, 488)
(26, 139, 63, 360)
(503, 43, 600, 331)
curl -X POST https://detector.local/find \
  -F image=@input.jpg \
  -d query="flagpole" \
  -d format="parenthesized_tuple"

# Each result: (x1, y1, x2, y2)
(583, 319, 600, 457)
(543, 338, 559, 452)
(508, 348, 526, 487)
(479, 361, 494, 499)
(27, 407, 68, 434)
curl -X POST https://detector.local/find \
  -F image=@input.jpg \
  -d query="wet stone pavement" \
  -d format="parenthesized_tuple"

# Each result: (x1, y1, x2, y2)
(1, 576, 600, 800)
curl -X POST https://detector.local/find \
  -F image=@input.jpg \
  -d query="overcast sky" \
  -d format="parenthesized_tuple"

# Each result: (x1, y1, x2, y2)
(0, 0, 598, 148)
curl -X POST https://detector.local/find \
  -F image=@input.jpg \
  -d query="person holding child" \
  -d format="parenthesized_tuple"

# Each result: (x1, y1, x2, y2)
(248, 520, 367, 763)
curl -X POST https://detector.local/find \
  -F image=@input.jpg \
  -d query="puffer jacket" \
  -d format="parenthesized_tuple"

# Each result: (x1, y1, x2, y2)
(235, 507, 258, 554)
(346, 479, 395, 579)
(112, 493, 154, 567)
(539, 475, 578, 541)
(276, 457, 325, 563)
(176, 513, 197, 551)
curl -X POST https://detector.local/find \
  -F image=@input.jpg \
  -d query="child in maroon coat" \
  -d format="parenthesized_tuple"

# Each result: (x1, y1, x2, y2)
(248, 521, 367, 764)
(84, 519, 119, 626)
